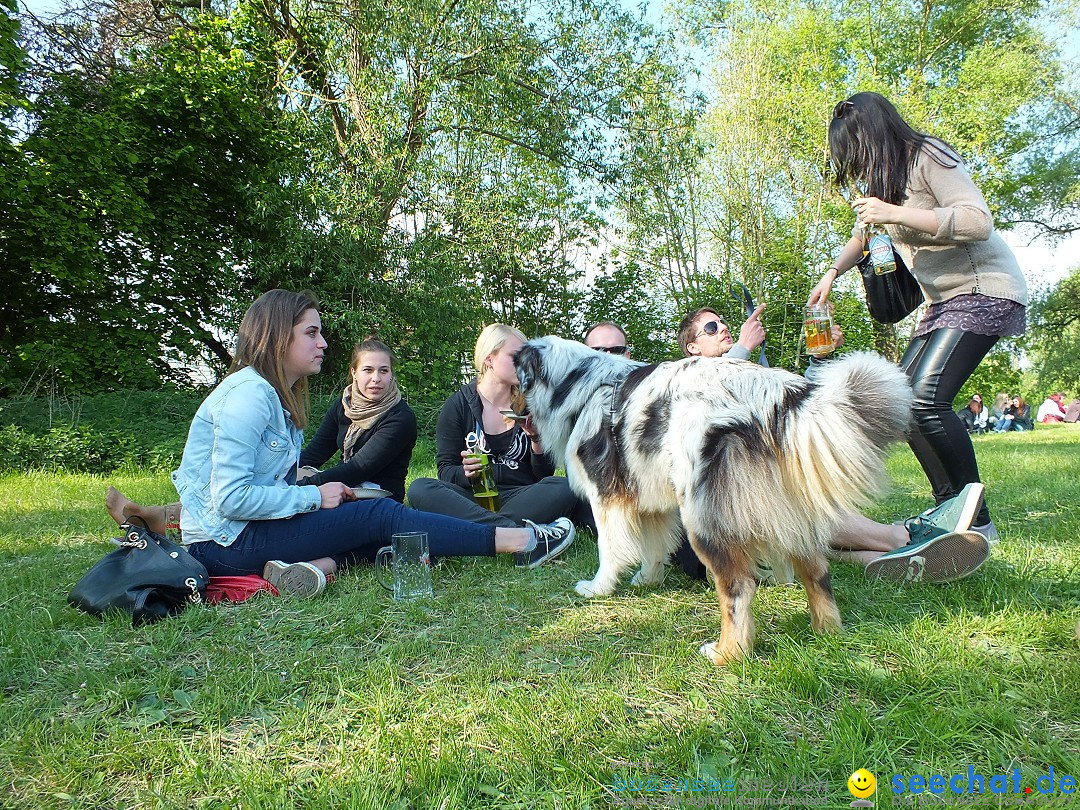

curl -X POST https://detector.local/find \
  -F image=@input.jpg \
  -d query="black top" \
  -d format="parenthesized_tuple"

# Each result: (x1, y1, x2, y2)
(1004, 403, 1034, 431)
(299, 397, 417, 502)
(435, 380, 556, 489)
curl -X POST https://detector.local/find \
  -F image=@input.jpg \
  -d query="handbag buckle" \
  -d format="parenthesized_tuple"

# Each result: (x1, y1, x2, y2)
(186, 577, 203, 604)
(122, 529, 148, 549)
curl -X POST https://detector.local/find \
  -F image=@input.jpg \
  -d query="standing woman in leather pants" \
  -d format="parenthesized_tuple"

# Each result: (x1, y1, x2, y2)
(809, 92, 1028, 542)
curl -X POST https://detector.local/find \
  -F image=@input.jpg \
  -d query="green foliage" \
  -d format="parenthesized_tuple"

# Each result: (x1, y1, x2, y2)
(956, 347, 1025, 409)
(581, 258, 680, 361)
(2, 14, 304, 393)
(8, 0, 1078, 397)
(1026, 265, 1080, 396)
(0, 389, 203, 473)
(0, 0, 24, 124)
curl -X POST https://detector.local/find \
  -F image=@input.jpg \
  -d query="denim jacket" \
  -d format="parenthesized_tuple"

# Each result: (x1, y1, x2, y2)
(171, 366, 321, 546)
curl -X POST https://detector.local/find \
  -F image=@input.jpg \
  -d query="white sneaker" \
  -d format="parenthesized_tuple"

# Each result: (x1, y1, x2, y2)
(262, 560, 327, 598)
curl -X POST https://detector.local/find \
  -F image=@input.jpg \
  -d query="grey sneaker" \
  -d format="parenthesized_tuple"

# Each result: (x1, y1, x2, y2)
(515, 518, 576, 568)
(970, 521, 1000, 545)
(865, 530, 989, 584)
(902, 483, 984, 545)
(262, 560, 327, 598)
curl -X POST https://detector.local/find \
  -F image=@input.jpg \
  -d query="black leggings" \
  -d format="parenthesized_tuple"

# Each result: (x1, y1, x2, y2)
(900, 328, 998, 525)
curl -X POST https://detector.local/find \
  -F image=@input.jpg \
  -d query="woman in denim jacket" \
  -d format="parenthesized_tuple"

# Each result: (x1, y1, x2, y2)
(170, 289, 561, 597)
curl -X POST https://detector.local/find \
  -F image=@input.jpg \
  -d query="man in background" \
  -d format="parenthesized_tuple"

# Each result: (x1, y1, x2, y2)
(677, 305, 766, 360)
(584, 321, 631, 357)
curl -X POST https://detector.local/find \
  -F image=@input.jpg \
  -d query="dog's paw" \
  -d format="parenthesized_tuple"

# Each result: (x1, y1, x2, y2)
(630, 568, 664, 587)
(698, 641, 744, 667)
(811, 615, 844, 635)
(574, 579, 610, 598)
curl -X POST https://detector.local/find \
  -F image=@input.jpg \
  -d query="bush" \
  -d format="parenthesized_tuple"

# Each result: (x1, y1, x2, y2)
(0, 389, 201, 473)
(0, 386, 438, 475)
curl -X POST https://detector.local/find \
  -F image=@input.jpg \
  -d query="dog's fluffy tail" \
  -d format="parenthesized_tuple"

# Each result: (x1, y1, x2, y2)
(781, 350, 913, 526)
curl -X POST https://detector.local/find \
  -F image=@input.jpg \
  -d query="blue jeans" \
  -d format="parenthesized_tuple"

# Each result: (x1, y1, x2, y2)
(185, 498, 496, 577)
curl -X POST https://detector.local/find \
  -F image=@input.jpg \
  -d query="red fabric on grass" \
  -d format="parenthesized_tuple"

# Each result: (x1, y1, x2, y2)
(205, 575, 279, 604)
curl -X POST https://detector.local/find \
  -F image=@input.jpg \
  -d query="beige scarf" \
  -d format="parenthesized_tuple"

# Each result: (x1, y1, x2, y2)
(341, 377, 402, 461)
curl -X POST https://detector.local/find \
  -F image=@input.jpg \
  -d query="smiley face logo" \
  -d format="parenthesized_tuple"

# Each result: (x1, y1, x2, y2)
(848, 768, 877, 799)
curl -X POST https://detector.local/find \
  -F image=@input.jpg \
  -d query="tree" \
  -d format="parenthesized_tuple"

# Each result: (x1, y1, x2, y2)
(1025, 265, 1080, 394)
(670, 0, 1080, 364)
(1, 17, 303, 392)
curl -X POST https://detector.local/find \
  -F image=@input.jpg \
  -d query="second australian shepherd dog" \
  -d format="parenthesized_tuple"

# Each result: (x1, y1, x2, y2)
(514, 337, 914, 665)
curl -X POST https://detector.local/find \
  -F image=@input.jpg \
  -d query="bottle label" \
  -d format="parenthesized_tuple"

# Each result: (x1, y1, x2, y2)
(868, 232, 897, 275)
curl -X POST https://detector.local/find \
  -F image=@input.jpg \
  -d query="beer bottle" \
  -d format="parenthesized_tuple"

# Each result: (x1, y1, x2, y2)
(466, 432, 501, 512)
(867, 224, 897, 275)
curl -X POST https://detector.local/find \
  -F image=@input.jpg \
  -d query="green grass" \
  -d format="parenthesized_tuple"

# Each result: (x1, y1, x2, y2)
(0, 428, 1078, 809)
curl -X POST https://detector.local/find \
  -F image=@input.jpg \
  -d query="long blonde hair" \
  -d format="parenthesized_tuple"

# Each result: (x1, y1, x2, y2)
(230, 289, 319, 429)
(474, 323, 526, 379)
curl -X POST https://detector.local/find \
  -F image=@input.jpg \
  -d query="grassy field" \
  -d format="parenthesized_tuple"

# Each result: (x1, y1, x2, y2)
(0, 427, 1077, 809)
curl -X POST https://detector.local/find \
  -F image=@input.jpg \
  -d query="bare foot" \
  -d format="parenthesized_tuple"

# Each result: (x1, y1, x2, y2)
(105, 486, 133, 526)
(106, 486, 169, 535)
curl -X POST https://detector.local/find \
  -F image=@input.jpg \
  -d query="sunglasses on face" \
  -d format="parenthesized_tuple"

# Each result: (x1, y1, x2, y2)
(593, 345, 628, 355)
(694, 320, 726, 340)
(833, 100, 854, 118)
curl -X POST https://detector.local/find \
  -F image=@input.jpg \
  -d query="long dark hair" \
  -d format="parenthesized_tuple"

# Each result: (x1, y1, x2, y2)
(231, 289, 320, 428)
(829, 92, 959, 204)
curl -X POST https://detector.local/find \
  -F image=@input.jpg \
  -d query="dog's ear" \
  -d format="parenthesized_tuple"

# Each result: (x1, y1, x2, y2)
(514, 342, 542, 393)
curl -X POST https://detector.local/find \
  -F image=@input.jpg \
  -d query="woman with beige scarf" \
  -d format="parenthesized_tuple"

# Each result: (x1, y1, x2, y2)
(297, 337, 417, 502)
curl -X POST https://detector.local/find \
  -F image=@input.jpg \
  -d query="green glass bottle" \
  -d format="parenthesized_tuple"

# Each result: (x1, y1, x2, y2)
(465, 433, 500, 511)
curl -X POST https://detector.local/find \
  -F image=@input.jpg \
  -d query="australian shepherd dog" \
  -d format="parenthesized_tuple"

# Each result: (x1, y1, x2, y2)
(514, 337, 913, 665)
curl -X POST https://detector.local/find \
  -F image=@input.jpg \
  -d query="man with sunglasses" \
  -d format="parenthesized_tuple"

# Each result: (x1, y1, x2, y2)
(677, 306, 766, 360)
(584, 321, 632, 358)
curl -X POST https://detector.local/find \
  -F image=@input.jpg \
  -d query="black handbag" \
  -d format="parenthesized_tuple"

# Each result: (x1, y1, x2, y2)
(69, 521, 208, 625)
(857, 243, 924, 323)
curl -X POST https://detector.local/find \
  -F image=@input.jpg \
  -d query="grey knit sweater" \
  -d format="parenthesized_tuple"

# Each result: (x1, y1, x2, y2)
(857, 141, 1028, 307)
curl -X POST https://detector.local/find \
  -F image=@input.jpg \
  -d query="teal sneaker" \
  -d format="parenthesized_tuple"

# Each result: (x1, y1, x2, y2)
(970, 521, 1000, 545)
(865, 530, 989, 584)
(902, 483, 984, 545)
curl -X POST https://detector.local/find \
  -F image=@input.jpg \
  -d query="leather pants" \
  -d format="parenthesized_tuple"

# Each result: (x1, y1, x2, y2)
(900, 328, 999, 525)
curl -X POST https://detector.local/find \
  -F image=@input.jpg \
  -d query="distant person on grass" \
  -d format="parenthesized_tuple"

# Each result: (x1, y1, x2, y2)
(989, 392, 1011, 429)
(993, 395, 1033, 432)
(116, 290, 569, 599)
(1036, 393, 1067, 424)
(957, 396, 986, 434)
(1065, 398, 1080, 423)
